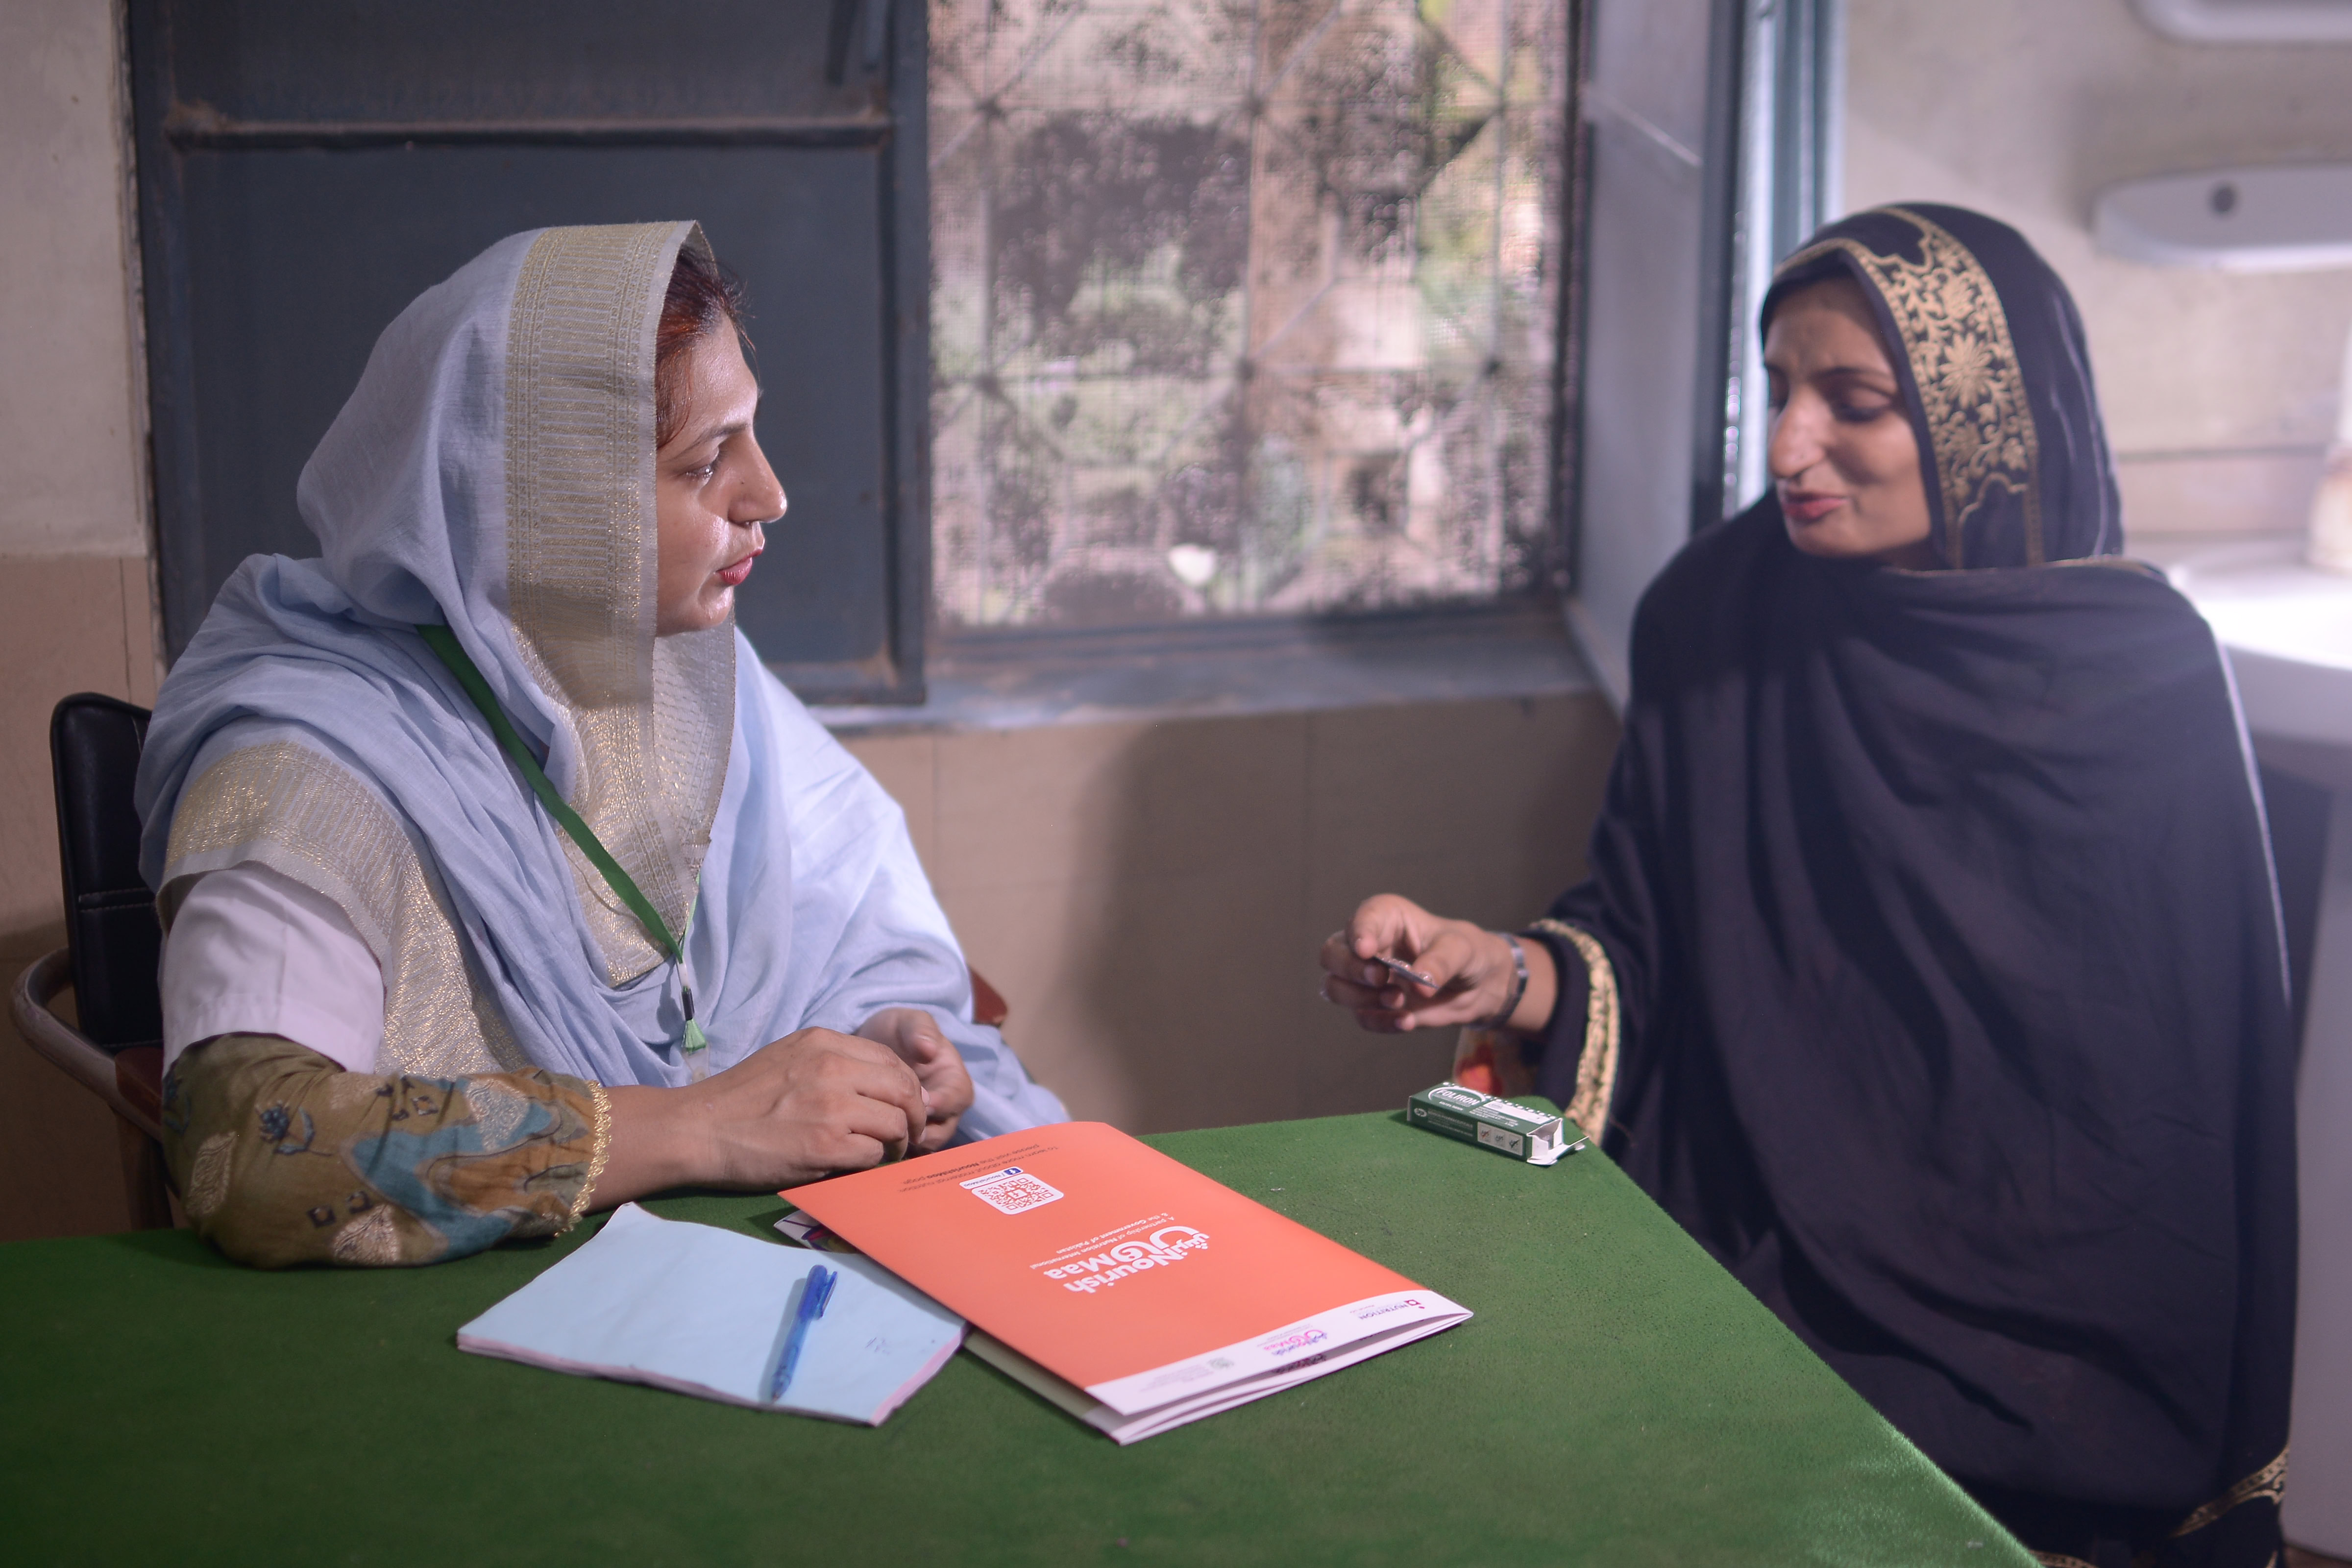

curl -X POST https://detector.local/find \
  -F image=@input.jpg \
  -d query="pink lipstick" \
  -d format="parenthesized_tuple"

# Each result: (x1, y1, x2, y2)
(716, 547, 762, 588)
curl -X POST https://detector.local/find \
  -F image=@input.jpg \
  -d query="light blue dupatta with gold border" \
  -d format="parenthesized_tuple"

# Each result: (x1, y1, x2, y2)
(134, 223, 1065, 1137)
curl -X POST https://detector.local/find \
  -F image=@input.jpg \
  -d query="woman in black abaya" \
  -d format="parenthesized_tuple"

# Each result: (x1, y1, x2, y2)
(1320, 205, 2295, 1568)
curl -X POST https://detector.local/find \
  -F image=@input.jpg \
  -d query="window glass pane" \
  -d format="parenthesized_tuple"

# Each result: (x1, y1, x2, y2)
(930, 0, 1571, 629)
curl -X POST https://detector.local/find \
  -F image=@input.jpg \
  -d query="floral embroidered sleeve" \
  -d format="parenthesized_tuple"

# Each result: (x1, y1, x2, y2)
(161, 1034, 612, 1269)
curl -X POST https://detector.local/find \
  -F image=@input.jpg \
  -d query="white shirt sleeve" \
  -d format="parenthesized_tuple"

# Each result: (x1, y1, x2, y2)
(160, 861, 386, 1075)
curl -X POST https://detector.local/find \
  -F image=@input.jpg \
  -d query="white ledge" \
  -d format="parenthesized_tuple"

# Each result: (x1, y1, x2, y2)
(2132, 0, 2352, 44)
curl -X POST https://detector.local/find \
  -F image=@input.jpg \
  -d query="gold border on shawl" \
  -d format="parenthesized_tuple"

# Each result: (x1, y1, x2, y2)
(1530, 918, 1619, 1140)
(1774, 207, 2042, 569)
(504, 222, 733, 985)
(564, 1078, 614, 1230)
(167, 740, 406, 954)
(163, 740, 526, 1078)
(2170, 1447, 2288, 1539)
(2049, 555, 2164, 581)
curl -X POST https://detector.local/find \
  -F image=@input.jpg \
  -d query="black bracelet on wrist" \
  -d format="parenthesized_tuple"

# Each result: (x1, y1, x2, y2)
(1476, 932, 1529, 1030)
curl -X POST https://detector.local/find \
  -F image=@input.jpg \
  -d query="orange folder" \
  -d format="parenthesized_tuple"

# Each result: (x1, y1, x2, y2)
(783, 1122, 1470, 1439)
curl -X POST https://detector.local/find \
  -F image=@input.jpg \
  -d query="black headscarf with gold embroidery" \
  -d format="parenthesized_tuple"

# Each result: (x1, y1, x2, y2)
(1530, 205, 2294, 1567)
(1762, 203, 2122, 568)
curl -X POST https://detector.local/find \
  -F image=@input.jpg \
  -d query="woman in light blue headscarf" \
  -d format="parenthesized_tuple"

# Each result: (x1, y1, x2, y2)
(139, 222, 1067, 1267)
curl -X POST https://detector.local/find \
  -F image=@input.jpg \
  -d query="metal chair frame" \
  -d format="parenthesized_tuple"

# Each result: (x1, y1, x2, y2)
(13, 947, 173, 1228)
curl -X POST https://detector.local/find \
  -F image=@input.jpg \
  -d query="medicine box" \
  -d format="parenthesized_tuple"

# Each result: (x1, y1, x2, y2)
(1406, 1083, 1587, 1166)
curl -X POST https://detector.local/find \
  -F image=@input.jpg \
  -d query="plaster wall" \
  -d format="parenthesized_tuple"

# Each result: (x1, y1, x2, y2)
(0, 0, 147, 557)
(0, 0, 159, 1240)
(1843, 0, 2352, 537)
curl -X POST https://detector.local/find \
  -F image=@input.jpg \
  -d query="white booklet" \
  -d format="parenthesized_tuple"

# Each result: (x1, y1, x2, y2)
(962, 1311, 1467, 1445)
(457, 1203, 964, 1424)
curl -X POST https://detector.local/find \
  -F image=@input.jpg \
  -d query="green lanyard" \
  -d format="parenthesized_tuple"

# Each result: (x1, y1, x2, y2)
(418, 623, 709, 1057)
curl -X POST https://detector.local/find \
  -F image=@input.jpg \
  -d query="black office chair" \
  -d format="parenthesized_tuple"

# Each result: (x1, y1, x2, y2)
(10, 694, 172, 1228)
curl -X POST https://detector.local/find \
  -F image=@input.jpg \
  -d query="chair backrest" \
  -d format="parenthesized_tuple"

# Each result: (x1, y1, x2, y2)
(50, 694, 162, 1051)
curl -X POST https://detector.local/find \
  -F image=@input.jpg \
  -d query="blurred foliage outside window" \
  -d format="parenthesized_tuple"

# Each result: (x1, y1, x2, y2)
(930, 0, 1570, 630)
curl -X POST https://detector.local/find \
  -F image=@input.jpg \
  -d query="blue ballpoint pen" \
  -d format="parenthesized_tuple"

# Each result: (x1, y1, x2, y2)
(767, 1264, 838, 1403)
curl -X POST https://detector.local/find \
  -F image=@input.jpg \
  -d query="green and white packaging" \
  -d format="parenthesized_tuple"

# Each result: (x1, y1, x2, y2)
(1406, 1083, 1588, 1166)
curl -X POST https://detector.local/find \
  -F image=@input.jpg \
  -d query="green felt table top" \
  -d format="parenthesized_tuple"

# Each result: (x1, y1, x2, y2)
(0, 1110, 2027, 1567)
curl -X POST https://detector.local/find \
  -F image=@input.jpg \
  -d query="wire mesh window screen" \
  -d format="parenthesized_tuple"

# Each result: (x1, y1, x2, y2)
(930, 0, 1571, 630)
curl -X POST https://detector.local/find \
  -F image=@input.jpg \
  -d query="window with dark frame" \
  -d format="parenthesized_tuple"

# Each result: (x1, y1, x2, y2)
(129, 0, 932, 705)
(928, 0, 1577, 633)
(126, 0, 1829, 710)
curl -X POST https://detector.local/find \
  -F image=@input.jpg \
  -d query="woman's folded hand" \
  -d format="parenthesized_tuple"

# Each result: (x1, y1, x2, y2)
(856, 1006, 975, 1153)
(598, 1028, 931, 1203)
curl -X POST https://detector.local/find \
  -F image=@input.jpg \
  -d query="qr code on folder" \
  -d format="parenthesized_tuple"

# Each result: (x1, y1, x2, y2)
(960, 1166, 1063, 1215)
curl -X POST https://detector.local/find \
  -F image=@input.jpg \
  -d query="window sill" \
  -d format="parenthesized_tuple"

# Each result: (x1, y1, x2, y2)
(813, 604, 1595, 737)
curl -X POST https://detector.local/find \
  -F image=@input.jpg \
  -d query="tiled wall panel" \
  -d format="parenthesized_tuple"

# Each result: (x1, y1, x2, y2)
(850, 689, 1617, 1134)
(0, 557, 160, 1243)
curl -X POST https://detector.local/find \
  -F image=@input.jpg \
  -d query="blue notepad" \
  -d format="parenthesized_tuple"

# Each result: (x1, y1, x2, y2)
(457, 1203, 964, 1423)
